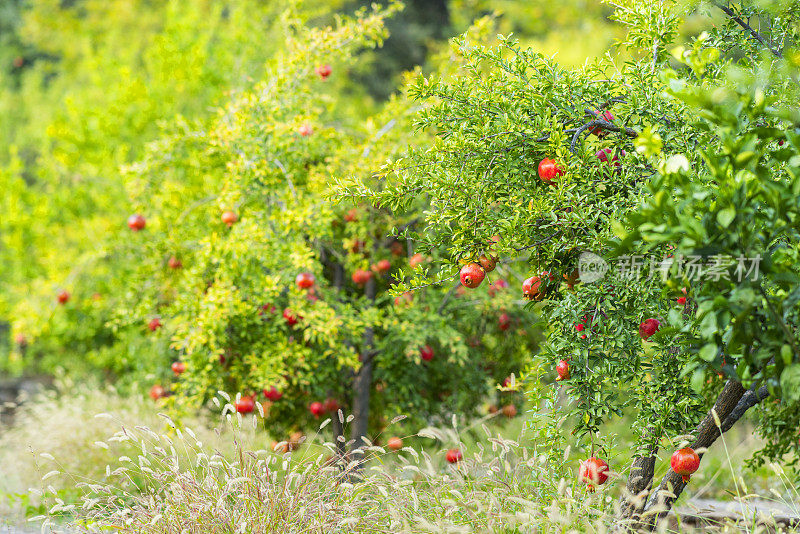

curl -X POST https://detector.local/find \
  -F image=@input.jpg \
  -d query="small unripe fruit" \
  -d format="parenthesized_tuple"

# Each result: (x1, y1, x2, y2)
(564, 269, 580, 290)
(127, 214, 146, 231)
(460, 262, 486, 289)
(501, 404, 517, 418)
(638, 318, 661, 340)
(596, 148, 623, 168)
(394, 291, 413, 307)
(350, 239, 366, 254)
(445, 448, 463, 464)
(148, 317, 162, 332)
(373, 259, 391, 274)
(387, 437, 403, 451)
(344, 208, 358, 222)
(589, 110, 614, 136)
(171, 361, 186, 376)
(322, 397, 339, 414)
(479, 254, 498, 272)
(420, 345, 434, 362)
(555, 360, 570, 381)
(283, 309, 299, 326)
(578, 457, 609, 490)
(263, 386, 283, 401)
(57, 290, 70, 305)
(498, 313, 511, 331)
(670, 448, 700, 482)
(316, 64, 332, 79)
(221, 211, 238, 226)
(352, 269, 372, 285)
(309, 401, 324, 417)
(168, 256, 182, 269)
(538, 158, 563, 183)
(296, 272, 315, 289)
(298, 123, 313, 137)
(409, 253, 425, 268)
(149, 384, 165, 401)
(236, 396, 255, 414)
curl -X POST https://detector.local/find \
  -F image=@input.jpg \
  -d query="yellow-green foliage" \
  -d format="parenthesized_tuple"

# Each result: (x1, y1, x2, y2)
(0, 0, 332, 333)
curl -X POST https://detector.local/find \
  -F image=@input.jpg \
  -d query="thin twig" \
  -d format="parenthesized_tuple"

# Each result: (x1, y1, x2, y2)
(437, 280, 462, 314)
(713, 2, 782, 58)
(570, 120, 638, 153)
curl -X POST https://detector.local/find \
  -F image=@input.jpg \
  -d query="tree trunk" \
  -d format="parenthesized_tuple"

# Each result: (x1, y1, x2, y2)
(615, 449, 658, 530)
(350, 275, 377, 460)
(640, 380, 748, 530)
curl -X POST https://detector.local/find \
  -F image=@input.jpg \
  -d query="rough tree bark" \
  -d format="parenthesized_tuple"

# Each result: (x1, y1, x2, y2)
(615, 445, 658, 530)
(639, 380, 749, 530)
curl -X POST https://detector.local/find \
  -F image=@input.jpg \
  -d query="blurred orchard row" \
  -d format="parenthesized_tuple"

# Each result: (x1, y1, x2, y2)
(0, 0, 618, 443)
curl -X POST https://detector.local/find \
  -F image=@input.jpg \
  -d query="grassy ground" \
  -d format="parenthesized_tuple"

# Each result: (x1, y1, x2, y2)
(0, 383, 797, 533)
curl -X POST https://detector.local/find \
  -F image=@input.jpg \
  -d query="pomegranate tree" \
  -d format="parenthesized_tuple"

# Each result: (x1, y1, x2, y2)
(86, 8, 536, 460)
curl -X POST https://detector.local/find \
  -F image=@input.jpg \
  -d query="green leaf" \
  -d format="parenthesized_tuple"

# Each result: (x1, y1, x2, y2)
(781, 344, 792, 366)
(716, 207, 735, 228)
(780, 364, 800, 402)
(691, 368, 706, 393)
(699, 312, 718, 338)
(699, 343, 717, 362)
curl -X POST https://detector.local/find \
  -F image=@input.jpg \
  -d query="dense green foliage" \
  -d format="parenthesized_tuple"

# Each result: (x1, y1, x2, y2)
(1, 0, 314, 369)
(341, 0, 800, 488)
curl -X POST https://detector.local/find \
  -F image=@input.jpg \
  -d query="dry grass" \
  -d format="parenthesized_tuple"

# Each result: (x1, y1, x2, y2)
(3, 385, 799, 533)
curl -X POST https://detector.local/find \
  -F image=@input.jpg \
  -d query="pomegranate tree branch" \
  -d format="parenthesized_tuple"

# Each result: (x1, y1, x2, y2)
(712, 2, 782, 58)
(642, 380, 746, 529)
(720, 384, 769, 434)
(437, 280, 462, 314)
(569, 120, 638, 153)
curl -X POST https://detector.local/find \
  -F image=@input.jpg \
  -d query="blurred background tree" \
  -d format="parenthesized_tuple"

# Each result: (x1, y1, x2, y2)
(0, 0, 620, 377)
